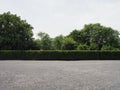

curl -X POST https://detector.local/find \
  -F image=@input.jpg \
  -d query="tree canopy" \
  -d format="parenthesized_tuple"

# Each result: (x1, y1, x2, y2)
(37, 32, 52, 50)
(0, 12, 120, 50)
(68, 23, 120, 50)
(0, 12, 33, 50)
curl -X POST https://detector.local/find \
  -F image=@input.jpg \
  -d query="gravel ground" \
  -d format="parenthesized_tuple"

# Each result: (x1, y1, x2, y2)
(0, 60, 120, 90)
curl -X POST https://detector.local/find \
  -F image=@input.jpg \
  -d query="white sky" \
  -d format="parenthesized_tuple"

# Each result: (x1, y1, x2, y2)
(0, 0, 120, 38)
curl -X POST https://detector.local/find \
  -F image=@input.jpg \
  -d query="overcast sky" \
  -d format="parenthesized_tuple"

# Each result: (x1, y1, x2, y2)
(0, 0, 120, 38)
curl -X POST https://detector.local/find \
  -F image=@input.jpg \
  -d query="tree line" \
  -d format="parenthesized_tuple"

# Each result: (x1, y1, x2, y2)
(0, 12, 120, 50)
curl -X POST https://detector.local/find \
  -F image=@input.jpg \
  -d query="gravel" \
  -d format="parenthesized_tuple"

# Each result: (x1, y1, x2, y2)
(0, 60, 120, 90)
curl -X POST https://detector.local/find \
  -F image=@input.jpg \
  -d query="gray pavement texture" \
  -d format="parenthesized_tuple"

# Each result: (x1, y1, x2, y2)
(0, 61, 120, 90)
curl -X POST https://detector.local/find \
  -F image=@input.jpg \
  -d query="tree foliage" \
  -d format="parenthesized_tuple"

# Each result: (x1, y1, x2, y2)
(68, 23, 120, 50)
(77, 44, 89, 50)
(0, 12, 33, 50)
(62, 37, 77, 50)
(89, 24, 120, 50)
(0, 12, 120, 50)
(37, 32, 52, 50)
(53, 35, 64, 50)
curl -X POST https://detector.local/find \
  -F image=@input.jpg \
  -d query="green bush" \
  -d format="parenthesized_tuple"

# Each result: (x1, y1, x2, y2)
(99, 50, 120, 60)
(0, 50, 120, 60)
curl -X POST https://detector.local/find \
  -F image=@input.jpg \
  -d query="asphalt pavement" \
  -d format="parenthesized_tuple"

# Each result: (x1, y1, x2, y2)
(0, 60, 120, 90)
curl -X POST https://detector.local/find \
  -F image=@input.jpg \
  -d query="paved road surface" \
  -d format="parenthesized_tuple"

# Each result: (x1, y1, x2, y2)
(0, 60, 120, 90)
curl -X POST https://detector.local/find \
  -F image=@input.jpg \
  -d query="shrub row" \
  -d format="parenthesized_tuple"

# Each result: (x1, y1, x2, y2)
(0, 50, 120, 60)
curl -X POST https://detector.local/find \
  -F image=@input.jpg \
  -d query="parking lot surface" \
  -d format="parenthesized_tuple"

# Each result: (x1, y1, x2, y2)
(0, 60, 120, 90)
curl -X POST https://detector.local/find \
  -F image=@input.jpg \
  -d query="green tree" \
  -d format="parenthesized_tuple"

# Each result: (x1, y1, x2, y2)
(62, 37, 77, 50)
(68, 29, 87, 45)
(78, 24, 96, 45)
(0, 12, 33, 50)
(37, 32, 52, 50)
(101, 45, 119, 50)
(69, 23, 120, 50)
(32, 39, 41, 50)
(77, 44, 89, 50)
(89, 43, 98, 50)
(53, 35, 64, 50)
(68, 30, 80, 43)
(90, 24, 120, 50)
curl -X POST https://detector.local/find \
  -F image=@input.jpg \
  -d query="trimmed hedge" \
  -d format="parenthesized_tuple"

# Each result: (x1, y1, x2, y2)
(0, 50, 120, 60)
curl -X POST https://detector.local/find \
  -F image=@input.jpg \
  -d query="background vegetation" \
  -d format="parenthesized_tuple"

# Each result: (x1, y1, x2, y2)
(0, 12, 120, 50)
